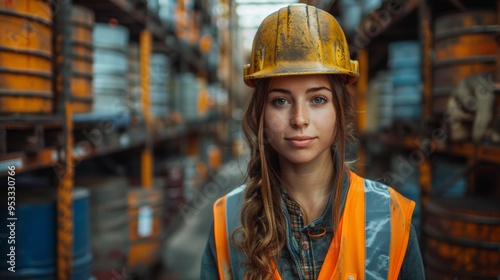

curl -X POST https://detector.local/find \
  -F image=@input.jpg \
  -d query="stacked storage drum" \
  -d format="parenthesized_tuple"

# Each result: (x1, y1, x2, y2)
(377, 71, 395, 131)
(0, 0, 53, 113)
(367, 70, 393, 132)
(338, 0, 363, 35)
(127, 43, 141, 116)
(432, 10, 498, 140)
(127, 186, 164, 277)
(75, 176, 130, 279)
(423, 196, 500, 279)
(388, 40, 422, 132)
(158, 0, 176, 28)
(146, 0, 159, 19)
(173, 72, 210, 122)
(150, 53, 171, 120)
(92, 23, 130, 117)
(422, 10, 500, 278)
(0, 186, 92, 279)
(69, 5, 94, 113)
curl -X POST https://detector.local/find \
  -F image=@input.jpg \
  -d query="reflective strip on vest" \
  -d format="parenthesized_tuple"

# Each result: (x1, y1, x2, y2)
(213, 171, 415, 280)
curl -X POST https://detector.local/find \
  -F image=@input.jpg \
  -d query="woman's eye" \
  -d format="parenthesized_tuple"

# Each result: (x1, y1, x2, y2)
(272, 98, 288, 106)
(312, 96, 327, 104)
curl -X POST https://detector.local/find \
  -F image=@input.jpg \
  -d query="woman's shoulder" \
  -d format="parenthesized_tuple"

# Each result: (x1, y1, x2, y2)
(214, 184, 247, 205)
(348, 169, 392, 189)
(349, 170, 410, 199)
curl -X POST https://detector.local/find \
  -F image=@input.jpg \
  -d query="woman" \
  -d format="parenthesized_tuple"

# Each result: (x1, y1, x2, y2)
(201, 4, 425, 280)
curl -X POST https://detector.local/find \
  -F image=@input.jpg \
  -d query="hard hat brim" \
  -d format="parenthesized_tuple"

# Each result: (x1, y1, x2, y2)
(243, 63, 359, 87)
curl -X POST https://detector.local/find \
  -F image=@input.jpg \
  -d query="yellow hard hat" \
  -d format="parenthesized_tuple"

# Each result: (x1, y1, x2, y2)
(243, 4, 359, 87)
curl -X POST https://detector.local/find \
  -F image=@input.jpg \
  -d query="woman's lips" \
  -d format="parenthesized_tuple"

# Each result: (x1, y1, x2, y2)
(285, 136, 315, 147)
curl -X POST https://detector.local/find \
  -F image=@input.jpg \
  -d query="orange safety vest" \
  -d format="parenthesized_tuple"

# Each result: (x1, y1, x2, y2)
(213, 170, 415, 280)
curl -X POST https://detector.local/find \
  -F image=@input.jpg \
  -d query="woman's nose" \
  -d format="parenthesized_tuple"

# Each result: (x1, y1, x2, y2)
(290, 103, 309, 128)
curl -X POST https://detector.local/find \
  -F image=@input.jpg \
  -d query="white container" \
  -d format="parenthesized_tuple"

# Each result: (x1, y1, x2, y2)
(92, 23, 130, 116)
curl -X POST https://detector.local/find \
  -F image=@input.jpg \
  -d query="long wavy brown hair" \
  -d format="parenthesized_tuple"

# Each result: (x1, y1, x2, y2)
(233, 75, 357, 279)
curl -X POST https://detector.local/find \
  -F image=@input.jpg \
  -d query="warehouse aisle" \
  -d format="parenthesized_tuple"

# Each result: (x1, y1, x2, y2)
(160, 156, 248, 280)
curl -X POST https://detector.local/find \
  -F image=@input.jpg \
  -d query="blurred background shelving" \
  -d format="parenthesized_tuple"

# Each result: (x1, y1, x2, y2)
(0, 0, 499, 280)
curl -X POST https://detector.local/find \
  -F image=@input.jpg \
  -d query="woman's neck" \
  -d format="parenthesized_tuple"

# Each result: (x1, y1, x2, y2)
(279, 154, 335, 224)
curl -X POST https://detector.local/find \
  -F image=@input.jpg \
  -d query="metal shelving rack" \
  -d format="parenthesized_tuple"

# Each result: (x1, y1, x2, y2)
(338, 0, 500, 278)
(418, 0, 500, 203)
(52, 2, 74, 278)
(0, 0, 221, 278)
(328, 0, 420, 176)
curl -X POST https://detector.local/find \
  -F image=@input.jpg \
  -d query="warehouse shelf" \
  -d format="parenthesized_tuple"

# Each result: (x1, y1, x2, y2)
(72, 0, 205, 73)
(348, 0, 420, 79)
(0, 0, 226, 279)
(0, 147, 58, 176)
(0, 114, 63, 125)
(0, 116, 227, 178)
(349, 0, 419, 52)
(361, 132, 500, 165)
(72, 0, 169, 41)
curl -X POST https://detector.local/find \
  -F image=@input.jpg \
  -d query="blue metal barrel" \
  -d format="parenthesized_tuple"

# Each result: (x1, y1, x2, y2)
(388, 40, 422, 121)
(0, 187, 91, 279)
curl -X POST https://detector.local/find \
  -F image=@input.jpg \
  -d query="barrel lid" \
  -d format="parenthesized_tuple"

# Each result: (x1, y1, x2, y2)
(71, 5, 95, 26)
(73, 187, 90, 200)
(14, 187, 89, 205)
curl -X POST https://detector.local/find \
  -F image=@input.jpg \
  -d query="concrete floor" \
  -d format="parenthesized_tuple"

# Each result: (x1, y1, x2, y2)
(160, 157, 247, 280)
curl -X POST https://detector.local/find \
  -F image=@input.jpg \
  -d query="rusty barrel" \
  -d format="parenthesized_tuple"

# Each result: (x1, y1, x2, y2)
(70, 5, 94, 113)
(432, 10, 498, 117)
(423, 197, 500, 279)
(127, 187, 164, 275)
(0, 0, 53, 113)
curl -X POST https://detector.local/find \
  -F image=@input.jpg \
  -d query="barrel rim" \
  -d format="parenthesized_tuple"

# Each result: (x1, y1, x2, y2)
(424, 251, 498, 279)
(435, 25, 500, 41)
(0, 90, 53, 98)
(0, 46, 52, 59)
(423, 223, 500, 249)
(71, 4, 95, 20)
(72, 40, 94, 51)
(93, 43, 128, 53)
(71, 96, 93, 103)
(0, 67, 52, 78)
(0, 8, 52, 26)
(434, 8, 498, 23)
(425, 197, 500, 224)
(433, 55, 497, 67)
(71, 19, 94, 30)
(72, 71, 93, 79)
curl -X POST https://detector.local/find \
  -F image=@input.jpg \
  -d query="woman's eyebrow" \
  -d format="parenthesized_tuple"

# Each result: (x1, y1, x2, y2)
(267, 86, 332, 95)
(267, 88, 291, 94)
(306, 86, 332, 93)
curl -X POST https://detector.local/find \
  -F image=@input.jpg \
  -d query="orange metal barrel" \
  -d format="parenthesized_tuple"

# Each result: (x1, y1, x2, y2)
(423, 197, 500, 279)
(432, 10, 498, 116)
(70, 5, 93, 113)
(0, 0, 53, 113)
(127, 187, 164, 274)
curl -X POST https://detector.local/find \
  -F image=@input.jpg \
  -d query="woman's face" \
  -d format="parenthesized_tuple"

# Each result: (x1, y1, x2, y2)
(264, 74, 337, 165)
